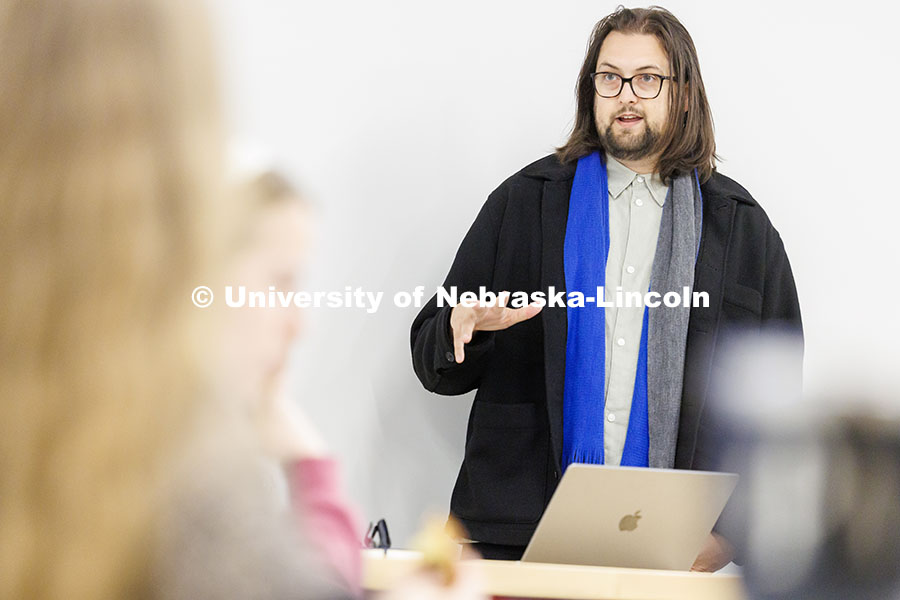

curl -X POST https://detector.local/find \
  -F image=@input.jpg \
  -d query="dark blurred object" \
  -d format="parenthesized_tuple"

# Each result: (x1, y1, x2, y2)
(734, 415, 900, 599)
(704, 332, 900, 599)
(810, 416, 900, 596)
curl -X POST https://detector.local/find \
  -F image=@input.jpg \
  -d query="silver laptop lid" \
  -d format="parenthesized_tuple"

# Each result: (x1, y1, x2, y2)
(522, 464, 738, 571)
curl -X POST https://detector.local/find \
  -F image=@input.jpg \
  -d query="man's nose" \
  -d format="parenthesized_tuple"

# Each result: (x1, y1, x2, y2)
(618, 80, 639, 104)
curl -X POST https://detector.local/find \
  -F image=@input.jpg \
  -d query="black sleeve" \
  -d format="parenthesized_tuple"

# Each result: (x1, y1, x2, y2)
(409, 184, 509, 396)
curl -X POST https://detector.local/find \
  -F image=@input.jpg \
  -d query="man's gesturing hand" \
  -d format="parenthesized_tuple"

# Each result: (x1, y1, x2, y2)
(449, 291, 543, 363)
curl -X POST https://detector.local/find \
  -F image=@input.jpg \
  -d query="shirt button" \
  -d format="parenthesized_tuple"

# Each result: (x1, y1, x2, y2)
(626, 265, 635, 274)
(636, 176, 644, 183)
(445, 351, 455, 362)
(616, 337, 625, 347)
(607, 413, 616, 422)
(635, 198, 644, 207)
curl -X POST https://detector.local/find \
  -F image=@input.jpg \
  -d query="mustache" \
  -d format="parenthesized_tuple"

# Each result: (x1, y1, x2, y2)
(613, 110, 645, 118)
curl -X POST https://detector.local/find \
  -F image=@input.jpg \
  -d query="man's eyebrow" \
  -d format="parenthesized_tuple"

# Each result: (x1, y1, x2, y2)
(596, 61, 664, 72)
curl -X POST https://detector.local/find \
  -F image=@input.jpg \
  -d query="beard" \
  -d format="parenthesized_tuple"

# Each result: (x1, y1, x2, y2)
(597, 116, 660, 161)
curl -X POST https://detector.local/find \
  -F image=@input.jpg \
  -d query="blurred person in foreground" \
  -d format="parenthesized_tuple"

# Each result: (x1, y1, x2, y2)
(0, 0, 353, 598)
(222, 167, 364, 591)
(225, 167, 489, 598)
(704, 335, 900, 599)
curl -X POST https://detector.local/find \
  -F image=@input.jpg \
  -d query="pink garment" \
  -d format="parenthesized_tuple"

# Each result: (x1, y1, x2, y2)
(288, 457, 363, 595)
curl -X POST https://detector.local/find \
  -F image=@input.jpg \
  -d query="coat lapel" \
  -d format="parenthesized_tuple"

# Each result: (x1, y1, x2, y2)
(540, 179, 572, 472)
(675, 182, 735, 468)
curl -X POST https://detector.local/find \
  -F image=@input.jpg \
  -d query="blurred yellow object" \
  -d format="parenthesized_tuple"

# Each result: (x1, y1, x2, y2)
(410, 515, 467, 586)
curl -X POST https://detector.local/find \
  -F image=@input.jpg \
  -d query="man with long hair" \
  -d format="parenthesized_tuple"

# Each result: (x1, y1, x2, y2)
(411, 6, 801, 570)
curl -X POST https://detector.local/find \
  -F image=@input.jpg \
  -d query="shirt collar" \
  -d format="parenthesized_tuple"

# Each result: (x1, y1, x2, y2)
(604, 153, 668, 207)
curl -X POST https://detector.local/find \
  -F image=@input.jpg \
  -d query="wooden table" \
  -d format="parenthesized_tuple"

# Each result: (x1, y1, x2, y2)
(363, 549, 747, 600)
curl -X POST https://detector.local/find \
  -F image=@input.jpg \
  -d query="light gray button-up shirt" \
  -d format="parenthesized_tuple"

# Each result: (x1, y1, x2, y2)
(602, 154, 668, 466)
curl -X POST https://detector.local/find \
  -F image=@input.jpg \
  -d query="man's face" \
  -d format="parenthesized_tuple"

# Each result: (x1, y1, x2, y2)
(593, 31, 671, 163)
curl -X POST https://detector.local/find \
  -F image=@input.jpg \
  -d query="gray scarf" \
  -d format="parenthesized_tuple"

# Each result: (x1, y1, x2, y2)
(647, 171, 702, 468)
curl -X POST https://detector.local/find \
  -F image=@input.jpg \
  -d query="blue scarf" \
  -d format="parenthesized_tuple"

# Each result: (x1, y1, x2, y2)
(563, 151, 650, 469)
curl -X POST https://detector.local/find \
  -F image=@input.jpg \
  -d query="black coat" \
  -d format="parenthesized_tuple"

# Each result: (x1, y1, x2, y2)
(410, 154, 802, 546)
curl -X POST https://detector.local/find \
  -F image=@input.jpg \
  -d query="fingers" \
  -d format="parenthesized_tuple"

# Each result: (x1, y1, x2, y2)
(498, 304, 542, 329)
(450, 293, 544, 361)
(480, 302, 544, 331)
(516, 302, 544, 323)
(496, 291, 511, 308)
(453, 324, 470, 364)
(451, 310, 475, 364)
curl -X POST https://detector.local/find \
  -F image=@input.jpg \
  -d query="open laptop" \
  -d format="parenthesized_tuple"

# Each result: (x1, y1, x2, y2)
(521, 464, 738, 571)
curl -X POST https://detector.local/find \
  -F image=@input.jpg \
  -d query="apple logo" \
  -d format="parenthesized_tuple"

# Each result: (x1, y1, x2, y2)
(618, 510, 641, 532)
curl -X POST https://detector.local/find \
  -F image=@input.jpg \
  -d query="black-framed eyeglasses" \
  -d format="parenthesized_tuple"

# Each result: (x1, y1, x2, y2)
(589, 72, 675, 99)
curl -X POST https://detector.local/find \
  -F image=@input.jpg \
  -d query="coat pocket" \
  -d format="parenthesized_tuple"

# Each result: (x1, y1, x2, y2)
(451, 401, 549, 524)
(722, 281, 763, 328)
(723, 282, 762, 314)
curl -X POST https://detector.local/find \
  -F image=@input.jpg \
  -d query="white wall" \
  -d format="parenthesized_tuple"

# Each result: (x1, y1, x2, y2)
(212, 0, 900, 545)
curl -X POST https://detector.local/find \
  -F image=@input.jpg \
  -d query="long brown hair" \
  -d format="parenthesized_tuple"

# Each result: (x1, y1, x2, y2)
(556, 6, 718, 183)
(0, 0, 230, 598)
